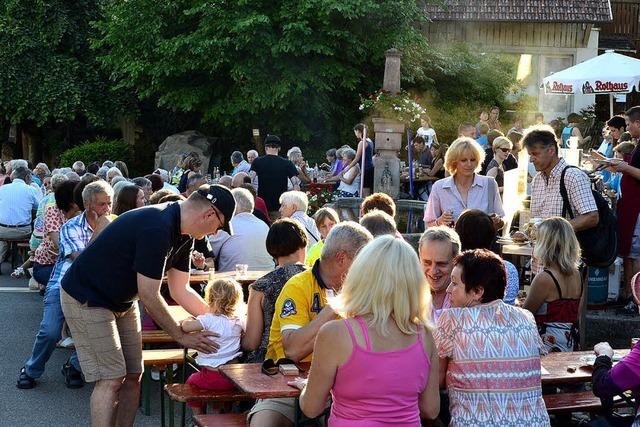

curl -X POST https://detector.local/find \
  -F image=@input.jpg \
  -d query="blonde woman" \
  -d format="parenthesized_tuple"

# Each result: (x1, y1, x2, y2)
(424, 137, 504, 228)
(486, 136, 512, 194)
(287, 147, 311, 186)
(524, 217, 585, 352)
(305, 207, 340, 266)
(293, 236, 440, 424)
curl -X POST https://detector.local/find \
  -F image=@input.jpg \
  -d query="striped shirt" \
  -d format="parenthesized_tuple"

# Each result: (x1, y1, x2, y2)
(0, 178, 42, 225)
(47, 212, 93, 289)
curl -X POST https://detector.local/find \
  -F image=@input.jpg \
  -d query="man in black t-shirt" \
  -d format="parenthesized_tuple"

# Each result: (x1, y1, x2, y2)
(60, 184, 236, 427)
(249, 135, 298, 218)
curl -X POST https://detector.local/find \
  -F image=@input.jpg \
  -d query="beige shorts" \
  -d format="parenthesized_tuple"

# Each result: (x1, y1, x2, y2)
(248, 398, 297, 423)
(247, 397, 329, 425)
(60, 288, 143, 382)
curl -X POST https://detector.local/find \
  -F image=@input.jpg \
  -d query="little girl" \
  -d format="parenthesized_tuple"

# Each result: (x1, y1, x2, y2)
(181, 278, 245, 414)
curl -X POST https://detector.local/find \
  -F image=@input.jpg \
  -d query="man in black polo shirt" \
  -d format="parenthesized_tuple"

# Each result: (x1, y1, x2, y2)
(60, 184, 235, 427)
(249, 135, 298, 219)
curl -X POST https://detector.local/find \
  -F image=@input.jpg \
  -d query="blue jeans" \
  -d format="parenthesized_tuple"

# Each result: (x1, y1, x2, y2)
(24, 285, 81, 379)
(32, 263, 54, 286)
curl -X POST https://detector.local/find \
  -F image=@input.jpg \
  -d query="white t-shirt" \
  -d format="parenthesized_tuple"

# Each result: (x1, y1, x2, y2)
(195, 313, 245, 368)
(417, 127, 436, 146)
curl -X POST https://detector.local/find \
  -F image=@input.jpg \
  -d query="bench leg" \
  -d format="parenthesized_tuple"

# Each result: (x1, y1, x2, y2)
(141, 368, 151, 416)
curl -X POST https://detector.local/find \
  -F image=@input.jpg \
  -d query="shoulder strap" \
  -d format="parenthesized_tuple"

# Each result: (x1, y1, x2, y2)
(354, 317, 372, 351)
(559, 166, 575, 219)
(544, 269, 564, 299)
(343, 319, 358, 347)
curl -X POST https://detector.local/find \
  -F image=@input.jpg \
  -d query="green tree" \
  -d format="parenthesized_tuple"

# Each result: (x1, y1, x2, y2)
(94, 0, 428, 144)
(0, 0, 127, 161)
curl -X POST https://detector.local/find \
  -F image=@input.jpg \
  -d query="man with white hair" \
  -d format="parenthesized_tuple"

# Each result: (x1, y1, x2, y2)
(278, 191, 320, 251)
(247, 150, 259, 164)
(248, 222, 372, 427)
(72, 161, 86, 176)
(231, 151, 251, 176)
(0, 166, 42, 265)
(106, 166, 122, 184)
(209, 188, 274, 272)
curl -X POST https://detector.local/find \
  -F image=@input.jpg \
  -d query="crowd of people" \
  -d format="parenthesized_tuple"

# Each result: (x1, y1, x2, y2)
(0, 105, 639, 426)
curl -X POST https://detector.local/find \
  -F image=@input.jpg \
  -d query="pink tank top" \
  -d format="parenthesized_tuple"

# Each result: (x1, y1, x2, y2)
(329, 317, 430, 427)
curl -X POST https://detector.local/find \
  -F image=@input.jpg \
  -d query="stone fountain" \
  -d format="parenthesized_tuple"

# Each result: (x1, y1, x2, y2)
(372, 48, 404, 199)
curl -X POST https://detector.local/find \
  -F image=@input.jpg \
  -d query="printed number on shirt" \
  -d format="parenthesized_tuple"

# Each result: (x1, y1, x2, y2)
(281, 299, 297, 318)
(311, 293, 322, 313)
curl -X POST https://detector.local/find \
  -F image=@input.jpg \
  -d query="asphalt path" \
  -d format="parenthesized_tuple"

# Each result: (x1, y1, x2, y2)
(0, 261, 165, 426)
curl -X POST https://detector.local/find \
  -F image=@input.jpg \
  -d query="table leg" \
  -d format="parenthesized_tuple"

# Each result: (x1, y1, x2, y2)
(141, 368, 151, 416)
(166, 364, 175, 427)
(160, 365, 166, 427)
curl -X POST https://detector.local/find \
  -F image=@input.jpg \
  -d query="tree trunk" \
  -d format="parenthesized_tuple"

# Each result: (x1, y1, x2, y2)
(19, 121, 42, 166)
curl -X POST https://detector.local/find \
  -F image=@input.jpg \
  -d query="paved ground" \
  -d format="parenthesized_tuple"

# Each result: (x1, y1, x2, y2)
(0, 261, 167, 426)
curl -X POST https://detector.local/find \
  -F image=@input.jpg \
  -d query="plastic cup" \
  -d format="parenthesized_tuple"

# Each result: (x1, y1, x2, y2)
(235, 264, 248, 279)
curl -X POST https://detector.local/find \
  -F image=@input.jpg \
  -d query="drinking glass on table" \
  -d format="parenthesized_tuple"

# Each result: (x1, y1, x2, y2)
(235, 264, 248, 279)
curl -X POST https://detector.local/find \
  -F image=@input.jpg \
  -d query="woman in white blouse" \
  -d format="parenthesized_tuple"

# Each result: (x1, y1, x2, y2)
(424, 137, 504, 229)
(325, 148, 361, 197)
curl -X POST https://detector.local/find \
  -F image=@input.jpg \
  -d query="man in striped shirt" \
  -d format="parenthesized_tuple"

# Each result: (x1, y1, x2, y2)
(17, 180, 113, 390)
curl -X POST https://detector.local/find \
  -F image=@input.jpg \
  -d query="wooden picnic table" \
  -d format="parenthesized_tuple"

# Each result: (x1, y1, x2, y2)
(219, 363, 311, 399)
(541, 349, 629, 385)
(164, 270, 270, 285)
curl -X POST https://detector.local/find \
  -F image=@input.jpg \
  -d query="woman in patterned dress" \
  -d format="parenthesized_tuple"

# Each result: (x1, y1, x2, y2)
(435, 249, 550, 427)
(242, 219, 308, 363)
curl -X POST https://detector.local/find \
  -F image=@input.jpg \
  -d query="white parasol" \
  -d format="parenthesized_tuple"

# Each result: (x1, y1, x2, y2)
(542, 50, 640, 116)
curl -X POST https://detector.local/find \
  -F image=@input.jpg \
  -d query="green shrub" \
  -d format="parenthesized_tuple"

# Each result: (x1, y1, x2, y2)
(59, 138, 132, 167)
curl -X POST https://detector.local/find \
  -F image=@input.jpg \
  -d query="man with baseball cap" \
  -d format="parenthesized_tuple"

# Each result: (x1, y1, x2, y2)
(60, 184, 236, 427)
(249, 134, 299, 219)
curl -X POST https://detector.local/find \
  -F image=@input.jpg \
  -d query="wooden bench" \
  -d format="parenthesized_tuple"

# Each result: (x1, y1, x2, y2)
(141, 349, 194, 423)
(0, 237, 30, 273)
(164, 383, 252, 427)
(193, 413, 246, 427)
(142, 329, 176, 346)
(544, 390, 628, 414)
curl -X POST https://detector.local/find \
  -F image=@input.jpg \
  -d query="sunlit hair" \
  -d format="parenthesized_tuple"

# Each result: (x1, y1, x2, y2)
(279, 190, 308, 213)
(332, 236, 433, 336)
(444, 137, 485, 175)
(431, 142, 447, 161)
(533, 217, 581, 275)
(492, 136, 512, 152)
(313, 207, 339, 228)
(204, 278, 244, 317)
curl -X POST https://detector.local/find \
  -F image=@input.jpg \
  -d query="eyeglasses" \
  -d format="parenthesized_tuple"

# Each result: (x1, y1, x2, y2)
(211, 207, 224, 231)
(499, 148, 511, 153)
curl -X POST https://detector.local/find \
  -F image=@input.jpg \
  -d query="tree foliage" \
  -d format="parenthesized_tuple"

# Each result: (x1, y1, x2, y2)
(94, 0, 429, 143)
(0, 0, 126, 127)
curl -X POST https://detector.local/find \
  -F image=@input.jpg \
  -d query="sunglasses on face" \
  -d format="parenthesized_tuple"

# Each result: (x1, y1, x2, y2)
(499, 148, 511, 153)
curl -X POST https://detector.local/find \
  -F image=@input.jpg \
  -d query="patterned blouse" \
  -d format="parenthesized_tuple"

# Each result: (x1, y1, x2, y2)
(246, 264, 307, 363)
(435, 300, 550, 427)
(34, 206, 67, 265)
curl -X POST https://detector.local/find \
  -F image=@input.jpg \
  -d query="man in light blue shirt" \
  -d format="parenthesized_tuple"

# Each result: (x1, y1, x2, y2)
(0, 166, 42, 262)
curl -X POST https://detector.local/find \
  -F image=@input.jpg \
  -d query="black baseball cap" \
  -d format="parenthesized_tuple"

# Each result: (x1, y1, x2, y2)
(197, 184, 236, 235)
(264, 134, 281, 147)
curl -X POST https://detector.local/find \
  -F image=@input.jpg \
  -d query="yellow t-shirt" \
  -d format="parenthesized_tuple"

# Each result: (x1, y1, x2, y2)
(265, 268, 328, 362)
(305, 240, 323, 267)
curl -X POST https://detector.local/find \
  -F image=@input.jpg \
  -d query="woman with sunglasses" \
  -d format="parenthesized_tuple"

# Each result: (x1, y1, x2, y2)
(486, 136, 512, 195)
(292, 236, 440, 425)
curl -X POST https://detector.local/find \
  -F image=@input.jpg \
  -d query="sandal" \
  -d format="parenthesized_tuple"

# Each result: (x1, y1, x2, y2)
(11, 267, 25, 278)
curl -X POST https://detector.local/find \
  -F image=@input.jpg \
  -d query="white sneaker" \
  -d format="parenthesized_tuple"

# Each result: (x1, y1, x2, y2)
(58, 337, 75, 348)
(28, 277, 39, 290)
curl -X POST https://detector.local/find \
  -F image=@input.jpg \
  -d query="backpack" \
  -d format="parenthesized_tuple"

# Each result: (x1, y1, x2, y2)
(560, 166, 617, 267)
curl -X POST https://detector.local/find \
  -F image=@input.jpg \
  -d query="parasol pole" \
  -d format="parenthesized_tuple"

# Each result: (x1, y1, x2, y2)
(407, 128, 414, 198)
(360, 127, 367, 197)
(609, 93, 614, 117)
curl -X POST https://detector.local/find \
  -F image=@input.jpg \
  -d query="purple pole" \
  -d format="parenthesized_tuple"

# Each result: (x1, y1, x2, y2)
(407, 128, 414, 197)
(360, 127, 367, 196)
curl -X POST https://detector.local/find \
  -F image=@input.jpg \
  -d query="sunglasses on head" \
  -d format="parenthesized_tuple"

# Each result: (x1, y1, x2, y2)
(261, 358, 297, 376)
